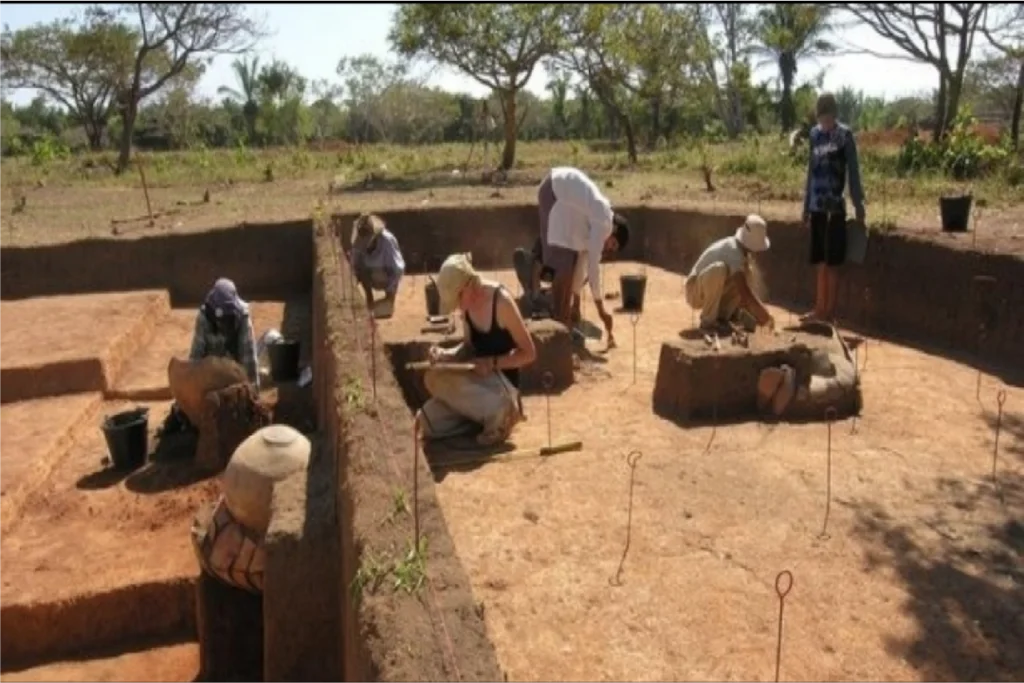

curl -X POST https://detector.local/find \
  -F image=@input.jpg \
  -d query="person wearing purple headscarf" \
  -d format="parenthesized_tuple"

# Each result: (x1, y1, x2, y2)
(189, 278, 259, 390)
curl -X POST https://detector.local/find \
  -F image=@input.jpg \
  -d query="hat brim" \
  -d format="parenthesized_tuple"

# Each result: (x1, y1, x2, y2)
(736, 226, 770, 252)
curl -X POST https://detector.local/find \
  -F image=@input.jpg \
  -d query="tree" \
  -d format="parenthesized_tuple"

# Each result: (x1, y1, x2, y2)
(696, 4, 757, 138)
(979, 3, 1024, 148)
(835, 3, 988, 141)
(99, 3, 264, 173)
(752, 5, 835, 133)
(389, 4, 568, 170)
(1, 15, 136, 150)
(217, 56, 261, 143)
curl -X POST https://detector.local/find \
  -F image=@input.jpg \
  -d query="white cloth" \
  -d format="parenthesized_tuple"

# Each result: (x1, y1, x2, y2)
(689, 236, 747, 279)
(547, 167, 614, 301)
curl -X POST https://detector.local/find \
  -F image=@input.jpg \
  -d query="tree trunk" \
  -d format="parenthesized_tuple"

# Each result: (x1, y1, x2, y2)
(780, 67, 795, 133)
(1011, 59, 1024, 151)
(933, 72, 948, 143)
(85, 121, 105, 151)
(649, 96, 662, 149)
(117, 99, 138, 174)
(499, 89, 517, 171)
(620, 111, 637, 165)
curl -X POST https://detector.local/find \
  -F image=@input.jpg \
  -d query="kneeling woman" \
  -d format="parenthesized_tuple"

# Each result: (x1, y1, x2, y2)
(419, 253, 537, 446)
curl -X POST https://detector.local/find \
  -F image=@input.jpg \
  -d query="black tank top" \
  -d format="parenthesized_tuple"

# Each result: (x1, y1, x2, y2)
(467, 286, 520, 388)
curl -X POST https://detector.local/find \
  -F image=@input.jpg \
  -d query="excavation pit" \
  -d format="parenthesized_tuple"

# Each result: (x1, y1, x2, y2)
(0, 226, 317, 680)
(1, 204, 1022, 682)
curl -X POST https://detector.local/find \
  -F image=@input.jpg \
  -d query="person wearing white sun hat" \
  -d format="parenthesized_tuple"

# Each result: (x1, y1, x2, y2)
(685, 214, 775, 332)
(418, 253, 538, 446)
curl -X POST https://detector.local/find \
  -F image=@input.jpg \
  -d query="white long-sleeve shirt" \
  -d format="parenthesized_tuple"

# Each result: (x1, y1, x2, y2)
(546, 167, 614, 300)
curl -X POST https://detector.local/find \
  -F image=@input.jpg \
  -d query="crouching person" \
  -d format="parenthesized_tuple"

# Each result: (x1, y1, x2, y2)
(164, 278, 259, 436)
(686, 214, 775, 332)
(350, 212, 405, 319)
(191, 424, 311, 594)
(191, 278, 259, 389)
(417, 253, 537, 447)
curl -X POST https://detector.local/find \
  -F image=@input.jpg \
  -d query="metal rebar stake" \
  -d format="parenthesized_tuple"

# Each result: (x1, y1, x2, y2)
(542, 371, 554, 449)
(774, 570, 794, 683)
(413, 412, 422, 548)
(630, 313, 641, 385)
(819, 407, 837, 540)
(369, 315, 377, 401)
(610, 450, 643, 587)
(704, 356, 721, 454)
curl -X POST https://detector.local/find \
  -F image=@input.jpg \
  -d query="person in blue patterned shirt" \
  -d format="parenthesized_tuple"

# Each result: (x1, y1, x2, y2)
(802, 93, 866, 322)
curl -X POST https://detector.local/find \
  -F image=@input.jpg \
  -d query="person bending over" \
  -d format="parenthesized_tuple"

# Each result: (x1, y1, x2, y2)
(512, 236, 585, 326)
(803, 92, 866, 322)
(536, 166, 629, 343)
(685, 215, 775, 333)
(418, 253, 537, 447)
(190, 278, 259, 390)
(350, 212, 405, 319)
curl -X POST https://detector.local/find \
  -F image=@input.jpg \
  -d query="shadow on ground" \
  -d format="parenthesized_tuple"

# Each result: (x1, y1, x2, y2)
(844, 469, 1024, 681)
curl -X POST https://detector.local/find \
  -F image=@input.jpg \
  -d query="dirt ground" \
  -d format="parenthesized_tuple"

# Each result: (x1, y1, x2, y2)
(380, 263, 1023, 682)
(2, 175, 1023, 257)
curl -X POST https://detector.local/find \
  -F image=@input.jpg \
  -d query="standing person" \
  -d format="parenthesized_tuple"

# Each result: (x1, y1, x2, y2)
(685, 215, 775, 332)
(803, 92, 866, 322)
(536, 166, 630, 344)
(419, 253, 537, 447)
(350, 212, 405, 319)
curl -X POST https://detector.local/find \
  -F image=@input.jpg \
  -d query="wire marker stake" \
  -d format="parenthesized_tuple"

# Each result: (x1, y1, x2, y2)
(610, 450, 643, 587)
(774, 570, 794, 683)
(819, 407, 837, 540)
(993, 389, 1007, 502)
(369, 314, 378, 401)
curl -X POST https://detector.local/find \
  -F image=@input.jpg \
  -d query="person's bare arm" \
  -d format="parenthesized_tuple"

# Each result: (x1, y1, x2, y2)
(733, 274, 772, 325)
(492, 289, 537, 370)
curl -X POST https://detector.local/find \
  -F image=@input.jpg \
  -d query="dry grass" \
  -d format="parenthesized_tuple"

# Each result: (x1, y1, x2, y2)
(1, 138, 1021, 251)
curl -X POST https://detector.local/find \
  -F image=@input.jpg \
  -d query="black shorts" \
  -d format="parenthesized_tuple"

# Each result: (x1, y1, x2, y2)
(809, 211, 847, 266)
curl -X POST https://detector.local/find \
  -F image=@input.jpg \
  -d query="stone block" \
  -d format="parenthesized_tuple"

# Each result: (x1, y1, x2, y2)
(196, 384, 272, 471)
(653, 330, 822, 423)
(519, 319, 573, 394)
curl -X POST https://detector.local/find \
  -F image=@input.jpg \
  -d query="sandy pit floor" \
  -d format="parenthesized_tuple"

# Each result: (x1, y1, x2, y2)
(380, 263, 1024, 682)
(0, 292, 169, 401)
(1, 398, 217, 606)
(0, 641, 198, 683)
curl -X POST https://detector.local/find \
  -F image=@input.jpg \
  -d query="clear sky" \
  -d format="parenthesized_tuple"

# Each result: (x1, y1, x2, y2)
(0, 2, 940, 107)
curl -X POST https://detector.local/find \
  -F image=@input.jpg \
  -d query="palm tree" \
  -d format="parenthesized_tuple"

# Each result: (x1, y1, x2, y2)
(752, 5, 834, 133)
(217, 56, 261, 143)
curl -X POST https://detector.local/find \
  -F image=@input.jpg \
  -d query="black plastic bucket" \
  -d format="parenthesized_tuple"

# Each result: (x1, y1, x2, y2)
(940, 194, 972, 233)
(102, 407, 149, 471)
(268, 340, 301, 382)
(425, 279, 441, 317)
(620, 274, 648, 313)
